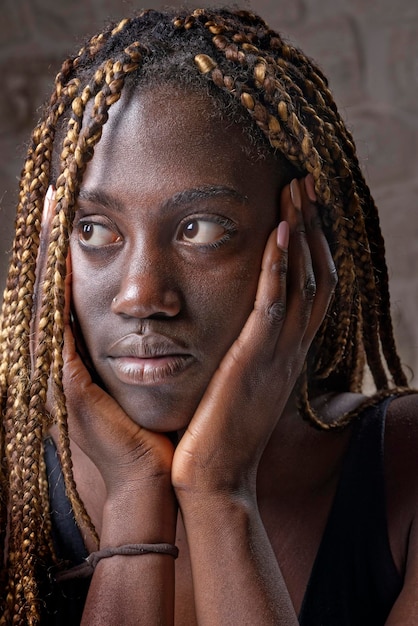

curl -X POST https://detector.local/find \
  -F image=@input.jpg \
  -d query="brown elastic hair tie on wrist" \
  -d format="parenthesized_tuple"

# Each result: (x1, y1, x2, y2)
(55, 543, 179, 581)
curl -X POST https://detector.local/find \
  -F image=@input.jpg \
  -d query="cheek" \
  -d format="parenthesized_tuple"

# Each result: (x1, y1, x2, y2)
(184, 258, 261, 343)
(70, 243, 263, 360)
(70, 255, 115, 338)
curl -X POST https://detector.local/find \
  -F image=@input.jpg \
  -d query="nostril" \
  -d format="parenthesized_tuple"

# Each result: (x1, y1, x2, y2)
(147, 311, 176, 321)
(110, 281, 182, 319)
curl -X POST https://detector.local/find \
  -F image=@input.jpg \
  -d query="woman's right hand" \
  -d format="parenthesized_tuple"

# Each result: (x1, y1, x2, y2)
(37, 188, 176, 544)
(62, 300, 177, 545)
(61, 297, 175, 499)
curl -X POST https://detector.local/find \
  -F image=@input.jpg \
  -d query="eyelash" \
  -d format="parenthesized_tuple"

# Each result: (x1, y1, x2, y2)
(178, 216, 237, 249)
(74, 214, 237, 251)
(75, 218, 121, 249)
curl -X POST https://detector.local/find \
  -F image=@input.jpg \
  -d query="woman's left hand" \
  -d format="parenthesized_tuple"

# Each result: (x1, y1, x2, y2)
(172, 176, 337, 500)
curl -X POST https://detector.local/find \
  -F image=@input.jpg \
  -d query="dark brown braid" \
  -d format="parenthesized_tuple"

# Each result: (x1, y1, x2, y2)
(0, 7, 412, 622)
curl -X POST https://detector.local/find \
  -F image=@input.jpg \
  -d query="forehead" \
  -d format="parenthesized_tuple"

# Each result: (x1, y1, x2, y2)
(80, 86, 282, 210)
(97, 87, 239, 168)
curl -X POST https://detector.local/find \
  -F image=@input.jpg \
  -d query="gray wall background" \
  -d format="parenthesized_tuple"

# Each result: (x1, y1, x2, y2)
(1, 0, 417, 385)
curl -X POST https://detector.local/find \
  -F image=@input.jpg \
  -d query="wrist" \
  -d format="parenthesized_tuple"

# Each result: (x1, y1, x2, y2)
(174, 471, 257, 507)
(178, 487, 257, 527)
(100, 482, 177, 547)
(56, 543, 179, 582)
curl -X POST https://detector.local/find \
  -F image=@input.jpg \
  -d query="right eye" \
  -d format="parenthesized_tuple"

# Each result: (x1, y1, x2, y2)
(77, 221, 121, 247)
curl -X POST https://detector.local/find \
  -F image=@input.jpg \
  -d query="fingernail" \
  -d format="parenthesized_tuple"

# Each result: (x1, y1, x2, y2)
(305, 174, 317, 203)
(277, 221, 289, 249)
(46, 185, 55, 202)
(290, 178, 302, 210)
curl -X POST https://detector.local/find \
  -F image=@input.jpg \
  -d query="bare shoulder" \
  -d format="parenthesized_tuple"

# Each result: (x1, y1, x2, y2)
(383, 393, 418, 621)
(386, 391, 418, 422)
(385, 392, 418, 468)
(385, 392, 418, 494)
(384, 393, 418, 573)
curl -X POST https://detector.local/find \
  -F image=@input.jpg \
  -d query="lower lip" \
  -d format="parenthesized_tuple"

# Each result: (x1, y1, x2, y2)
(108, 355, 195, 386)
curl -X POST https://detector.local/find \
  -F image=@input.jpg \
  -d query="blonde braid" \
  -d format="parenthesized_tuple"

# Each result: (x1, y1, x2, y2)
(182, 8, 409, 423)
(192, 16, 354, 400)
(0, 115, 56, 618)
(281, 39, 407, 387)
(0, 9, 411, 620)
(0, 18, 141, 620)
(49, 43, 146, 550)
(2, 87, 87, 621)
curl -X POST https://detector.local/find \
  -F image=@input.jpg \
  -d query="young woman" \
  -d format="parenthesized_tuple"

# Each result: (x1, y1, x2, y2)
(0, 7, 417, 625)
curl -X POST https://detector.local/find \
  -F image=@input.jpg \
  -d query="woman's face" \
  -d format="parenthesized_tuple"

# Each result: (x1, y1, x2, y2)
(70, 87, 283, 432)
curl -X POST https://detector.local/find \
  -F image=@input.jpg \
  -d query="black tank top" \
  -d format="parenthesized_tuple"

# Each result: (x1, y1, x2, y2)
(299, 396, 402, 625)
(44, 397, 402, 624)
(43, 437, 89, 624)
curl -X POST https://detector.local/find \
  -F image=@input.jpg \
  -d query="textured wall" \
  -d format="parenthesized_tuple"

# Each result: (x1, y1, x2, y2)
(1, 0, 417, 384)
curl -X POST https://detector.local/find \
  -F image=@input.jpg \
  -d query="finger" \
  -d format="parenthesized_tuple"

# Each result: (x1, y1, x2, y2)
(225, 221, 289, 369)
(278, 179, 316, 347)
(34, 186, 56, 304)
(62, 323, 139, 447)
(227, 178, 314, 364)
(254, 223, 289, 329)
(30, 186, 56, 369)
(301, 175, 337, 345)
(64, 248, 97, 377)
(64, 249, 72, 325)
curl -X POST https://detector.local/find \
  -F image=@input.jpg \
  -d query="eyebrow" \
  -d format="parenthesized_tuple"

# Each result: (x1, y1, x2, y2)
(77, 188, 123, 211)
(77, 185, 249, 214)
(163, 186, 249, 210)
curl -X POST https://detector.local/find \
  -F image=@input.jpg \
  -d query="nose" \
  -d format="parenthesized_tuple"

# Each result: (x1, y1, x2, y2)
(111, 257, 182, 319)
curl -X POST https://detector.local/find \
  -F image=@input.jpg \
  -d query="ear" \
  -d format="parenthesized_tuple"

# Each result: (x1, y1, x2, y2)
(30, 186, 56, 371)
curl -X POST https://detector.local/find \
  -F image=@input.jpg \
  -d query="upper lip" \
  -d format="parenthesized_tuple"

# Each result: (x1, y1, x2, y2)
(108, 333, 192, 359)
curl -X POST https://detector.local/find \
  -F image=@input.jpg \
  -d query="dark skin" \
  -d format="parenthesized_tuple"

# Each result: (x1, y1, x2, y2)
(38, 87, 418, 624)
(69, 87, 282, 432)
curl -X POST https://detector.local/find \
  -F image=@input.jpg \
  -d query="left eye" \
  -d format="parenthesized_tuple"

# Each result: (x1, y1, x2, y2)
(78, 222, 121, 247)
(180, 219, 227, 245)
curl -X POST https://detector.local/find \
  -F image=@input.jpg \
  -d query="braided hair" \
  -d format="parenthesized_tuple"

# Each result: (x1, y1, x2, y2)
(0, 7, 410, 623)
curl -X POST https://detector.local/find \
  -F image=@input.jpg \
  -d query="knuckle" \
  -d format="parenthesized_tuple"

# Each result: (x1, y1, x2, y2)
(272, 251, 288, 277)
(306, 212, 322, 231)
(267, 300, 286, 325)
(303, 275, 317, 301)
(328, 266, 338, 291)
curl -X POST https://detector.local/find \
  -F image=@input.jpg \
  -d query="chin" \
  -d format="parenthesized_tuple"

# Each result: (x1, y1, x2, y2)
(121, 398, 197, 435)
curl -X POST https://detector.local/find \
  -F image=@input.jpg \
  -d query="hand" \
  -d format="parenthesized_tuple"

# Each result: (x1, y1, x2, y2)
(172, 176, 337, 499)
(61, 265, 175, 498)
(34, 187, 175, 499)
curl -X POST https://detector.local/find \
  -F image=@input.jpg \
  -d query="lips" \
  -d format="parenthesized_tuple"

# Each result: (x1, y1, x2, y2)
(107, 333, 195, 385)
